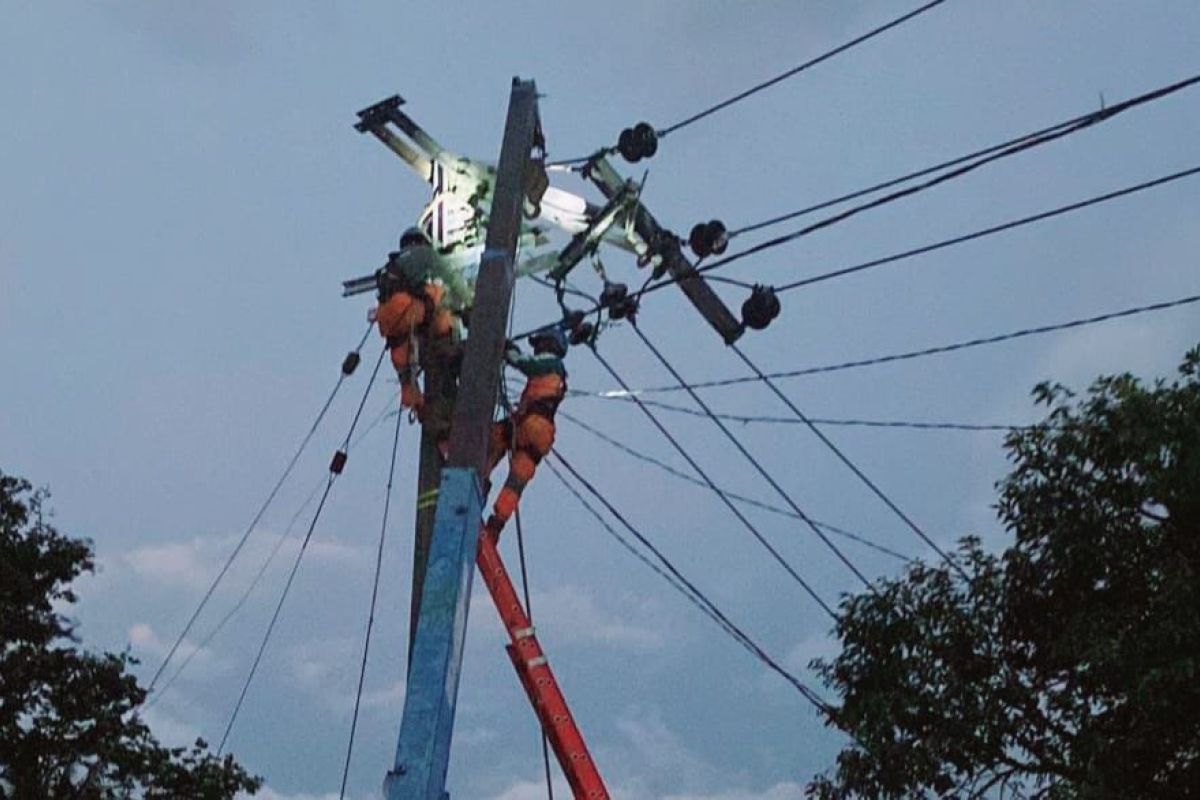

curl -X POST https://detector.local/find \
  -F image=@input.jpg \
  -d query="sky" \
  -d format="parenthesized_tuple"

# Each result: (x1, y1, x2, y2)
(2, 2, 1198, 798)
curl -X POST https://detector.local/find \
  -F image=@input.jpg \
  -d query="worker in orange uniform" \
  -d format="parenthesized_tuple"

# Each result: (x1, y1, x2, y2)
(483, 326, 569, 538)
(373, 227, 457, 415)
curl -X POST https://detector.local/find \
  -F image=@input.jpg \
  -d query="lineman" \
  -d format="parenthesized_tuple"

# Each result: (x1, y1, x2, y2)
(483, 325, 569, 537)
(373, 227, 457, 414)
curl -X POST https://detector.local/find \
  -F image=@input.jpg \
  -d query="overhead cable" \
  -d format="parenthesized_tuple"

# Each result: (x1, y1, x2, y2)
(629, 325, 877, 588)
(571, 395, 1029, 431)
(580, 292, 1200, 396)
(557, 410, 911, 562)
(550, 454, 831, 710)
(218, 345, 387, 755)
(639, 166, 1200, 301)
(547, 0, 950, 166)
(772, 166, 1200, 293)
(657, 0, 951, 138)
(588, 346, 837, 618)
(339, 402, 404, 799)
(731, 73, 1200, 237)
(147, 398, 398, 705)
(147, 323, 373, 694)
(729, 344, 965, 578)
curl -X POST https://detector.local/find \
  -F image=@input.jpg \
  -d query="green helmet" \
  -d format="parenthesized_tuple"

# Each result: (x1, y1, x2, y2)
(399, 226, 431, 249)
(529, 326, 568, 357)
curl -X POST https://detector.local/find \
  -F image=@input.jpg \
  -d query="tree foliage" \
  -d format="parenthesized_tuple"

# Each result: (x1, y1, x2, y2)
(0, 470, 261, 798)
(809, 347, 1200, 799)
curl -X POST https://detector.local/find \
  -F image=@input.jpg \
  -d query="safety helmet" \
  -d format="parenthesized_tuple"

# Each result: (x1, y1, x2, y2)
(398, 226, 431, 249)
(529, 325, 568, 357)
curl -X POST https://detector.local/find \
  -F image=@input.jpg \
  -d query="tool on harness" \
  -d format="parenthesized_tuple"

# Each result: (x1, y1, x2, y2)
(741, 285, 781, 331)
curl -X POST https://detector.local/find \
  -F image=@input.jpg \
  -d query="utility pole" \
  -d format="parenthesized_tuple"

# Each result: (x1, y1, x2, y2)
(384, 78, 541, 800)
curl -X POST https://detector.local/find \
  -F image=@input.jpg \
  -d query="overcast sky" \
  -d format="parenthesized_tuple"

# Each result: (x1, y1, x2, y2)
(2, 2, 1198, 798)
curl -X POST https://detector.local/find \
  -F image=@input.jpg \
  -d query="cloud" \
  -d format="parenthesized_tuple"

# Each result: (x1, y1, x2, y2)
(123, 540, 213, 590)
(784, 633, 839, 673)
(139, 704, 202, 750)
(472, 583, 668, 650)
(664, 783, 805, 800)
(119, 532, 370, 595)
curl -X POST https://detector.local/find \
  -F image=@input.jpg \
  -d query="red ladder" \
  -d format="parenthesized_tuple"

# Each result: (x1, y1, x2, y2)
(476, 527, 610, 799)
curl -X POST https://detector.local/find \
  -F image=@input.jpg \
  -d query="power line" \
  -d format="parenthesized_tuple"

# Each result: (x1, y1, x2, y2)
(571, 394, 1029, 431)
(147, 398, 398, 705)
(512, 167, 1200, 347)
(578, 292, 1200, 395)
(657, 0, 951, 138)
(629, 325, 876, 589)
(218, 345, 387, 755)
(549, 454, 831, 711)
(557, 410, 911, 562)
(510, 507, 555, 800)
(774, 166, 1200, 293)
(546, 1, 951, 167)
(147, 323, 373, 694)
(339, 401, 404, 799)
(588, 346, 837, 618)
(729, 344, 966, 579)
(731, 73, 1200, 237)
(629, 164, 1200, 306)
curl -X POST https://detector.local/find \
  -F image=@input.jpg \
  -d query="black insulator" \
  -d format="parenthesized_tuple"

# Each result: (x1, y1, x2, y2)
(705, 220, 728, 255)
(689, 223, 711, 257)
(617, 127, 640, 163)
(599, 282, 628, 310)
(562, 309, 586, 330)
(329, 450, 348, 475)
(741, 285, 781, 331)
(569, 321, 595, 346)
(633, 122, 658, 159)
(609, 295, 639, 321)
(341, 351, 361, 376)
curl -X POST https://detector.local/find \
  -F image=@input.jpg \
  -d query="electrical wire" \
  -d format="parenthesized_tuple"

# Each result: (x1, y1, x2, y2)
(657, 0, 951, 138)
(571, 394, 1030, 431)
(550, 453, 831, 710)
(729, 344, 965, 579)
(772, 165, 1200, 294)
(339, 400, 404, 799)
(147, 397, 398, 706)
(586, 292, 1200, 395)
(547, 1, 950, 166)
(632, 165, 1200, 303)
(511, 507, 555, 800)
(218, 345, 387, 755)
(629, 325, 876, 589)
(730, 73, 1200, 237)
(588, 346, 836, 618)
(147, 323, 373, 694)
(557, 410, 911, 562)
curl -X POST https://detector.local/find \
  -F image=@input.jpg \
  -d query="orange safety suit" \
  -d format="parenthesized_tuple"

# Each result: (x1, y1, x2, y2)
(485, 350, 567, 533)
(376, 281, 455, 412)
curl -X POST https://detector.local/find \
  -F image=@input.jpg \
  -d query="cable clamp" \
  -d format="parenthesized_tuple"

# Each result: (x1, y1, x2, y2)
(525, 655, 547, 668)
(512, 626, 536, 640)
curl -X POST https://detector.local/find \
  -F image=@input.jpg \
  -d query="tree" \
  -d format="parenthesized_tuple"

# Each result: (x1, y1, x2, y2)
(0, 470, 261, 799)
(808, 347, 1200, 799)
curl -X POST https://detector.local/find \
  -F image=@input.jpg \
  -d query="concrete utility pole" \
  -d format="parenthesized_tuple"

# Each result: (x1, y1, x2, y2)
(384, 78, 541, 800)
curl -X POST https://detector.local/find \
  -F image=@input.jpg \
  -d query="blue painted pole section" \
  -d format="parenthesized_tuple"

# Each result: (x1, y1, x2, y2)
(384, 467, 483, 800)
